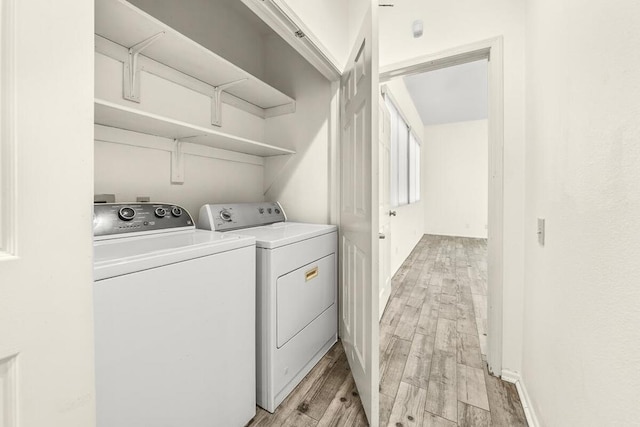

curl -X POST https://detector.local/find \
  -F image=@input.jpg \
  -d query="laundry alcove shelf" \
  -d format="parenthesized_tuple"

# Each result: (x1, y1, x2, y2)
(94, 0, 297, 177)
(95, 0, 295, 116)
(95, 99, 296, 157)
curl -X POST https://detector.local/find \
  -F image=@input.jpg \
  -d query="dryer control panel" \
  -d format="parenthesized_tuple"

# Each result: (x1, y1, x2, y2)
(198, 202, 286, 232)
(94, 203, 194, 239)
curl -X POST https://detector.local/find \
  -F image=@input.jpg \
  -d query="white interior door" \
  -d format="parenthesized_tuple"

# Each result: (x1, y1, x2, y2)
(338, 5, 379, 426)
(378, 97, 391, 320)
(0, 1, 96, 426)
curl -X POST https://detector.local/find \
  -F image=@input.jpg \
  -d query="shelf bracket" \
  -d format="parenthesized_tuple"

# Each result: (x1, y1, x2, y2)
(211, 78, 249, 127)
(171, 139, 184, 184)
(123, 32, 165, 102)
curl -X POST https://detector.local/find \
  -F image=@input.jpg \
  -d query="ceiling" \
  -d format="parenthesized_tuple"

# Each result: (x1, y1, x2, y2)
(403, 59, 488, 126)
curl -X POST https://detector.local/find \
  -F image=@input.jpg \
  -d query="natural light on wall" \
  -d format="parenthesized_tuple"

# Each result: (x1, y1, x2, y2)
(385, 93, 421, 207)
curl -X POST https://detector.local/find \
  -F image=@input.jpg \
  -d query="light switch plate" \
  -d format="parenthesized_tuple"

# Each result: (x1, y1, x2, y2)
(537, 218, 545, 246)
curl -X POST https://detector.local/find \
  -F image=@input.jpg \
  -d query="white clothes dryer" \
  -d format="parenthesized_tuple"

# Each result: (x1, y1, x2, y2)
(93, 203, 256, 427)
(198, 202, 338, 413)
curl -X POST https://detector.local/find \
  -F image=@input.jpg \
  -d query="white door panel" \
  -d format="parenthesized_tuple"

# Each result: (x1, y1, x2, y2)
(339, 4, 379, 426)
(0, 0, 96, 426)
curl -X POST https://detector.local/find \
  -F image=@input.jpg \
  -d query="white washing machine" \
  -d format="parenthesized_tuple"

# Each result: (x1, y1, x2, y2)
(198, 202, 338, 413)
(93, 203, 256, 427)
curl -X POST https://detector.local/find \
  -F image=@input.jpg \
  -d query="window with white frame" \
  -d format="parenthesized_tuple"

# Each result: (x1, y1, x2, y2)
(409, 132, 421, 203)
(384, 92, 421, 207)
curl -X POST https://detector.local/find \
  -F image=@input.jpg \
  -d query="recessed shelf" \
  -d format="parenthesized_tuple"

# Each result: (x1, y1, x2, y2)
(95, 0, 295, 111)
(95, 99, 295, 157)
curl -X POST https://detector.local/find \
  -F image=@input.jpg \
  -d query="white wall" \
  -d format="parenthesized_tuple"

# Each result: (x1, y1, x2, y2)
(423, 120, 488, 239)
(379, 0, 526, 373)
(94, 49, 268, 221)
(277, 0, 349, 69)
(383, 78, 425, 275)
(262, 35, 333, 224)
(94, 129, 264, 220)
(523, 0, 640, 424)
(276, 0, 370, 72)
(93, 3, 334, 225)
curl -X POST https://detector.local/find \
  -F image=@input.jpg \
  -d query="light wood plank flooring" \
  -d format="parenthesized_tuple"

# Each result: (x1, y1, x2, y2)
(248, 235, 527, 427)
(248, 341, 368, 426)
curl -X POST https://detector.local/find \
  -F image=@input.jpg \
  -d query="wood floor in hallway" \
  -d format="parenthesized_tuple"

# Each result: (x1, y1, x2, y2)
(248, 235, 527, 427)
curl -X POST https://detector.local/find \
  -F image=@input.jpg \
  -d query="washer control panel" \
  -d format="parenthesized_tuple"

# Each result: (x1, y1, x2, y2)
(94, 203, 194, 239)
(198, 202, 286, 231)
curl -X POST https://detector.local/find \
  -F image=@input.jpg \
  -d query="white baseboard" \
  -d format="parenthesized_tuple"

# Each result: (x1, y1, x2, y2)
(500, 369, 520, 383)
(501, 369, 540, 427)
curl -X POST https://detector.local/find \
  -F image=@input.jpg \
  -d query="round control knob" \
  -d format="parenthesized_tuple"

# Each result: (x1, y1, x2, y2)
(258, 208, 264, 214)
(118, 207, 136, 221)
(275, 208, 281, 214)
(220, 209, 233, 222)
(155, 207, 167, 218)
(267, 208, 272, 214)
(171, 206, 183, 217)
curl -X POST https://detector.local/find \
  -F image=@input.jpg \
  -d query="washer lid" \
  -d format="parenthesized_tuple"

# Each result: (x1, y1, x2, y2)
(226, 222, 337, 249)
(94, 229, 255, 281)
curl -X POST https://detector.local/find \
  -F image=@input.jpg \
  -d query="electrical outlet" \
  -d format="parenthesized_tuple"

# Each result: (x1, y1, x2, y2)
(537, 218, 545, 246)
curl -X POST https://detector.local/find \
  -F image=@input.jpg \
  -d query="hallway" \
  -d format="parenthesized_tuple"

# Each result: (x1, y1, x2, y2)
(249, 235, 527, 426)
(380, 235, 526, 426)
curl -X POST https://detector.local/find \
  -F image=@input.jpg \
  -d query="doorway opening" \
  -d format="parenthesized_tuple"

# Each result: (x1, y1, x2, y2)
(378, 37, 504, 377)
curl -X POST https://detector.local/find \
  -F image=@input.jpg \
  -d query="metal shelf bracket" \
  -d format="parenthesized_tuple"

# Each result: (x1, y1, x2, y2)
(123, 32, 165, 102)
(171, 139, 184, 184)
(211, 78, 248, 127)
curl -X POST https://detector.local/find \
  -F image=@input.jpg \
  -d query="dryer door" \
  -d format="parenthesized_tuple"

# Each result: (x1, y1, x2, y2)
(276, 253, 336, 348)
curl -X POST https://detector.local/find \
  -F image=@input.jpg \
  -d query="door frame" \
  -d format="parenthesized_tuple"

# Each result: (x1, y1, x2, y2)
(379, 37, 505, 375)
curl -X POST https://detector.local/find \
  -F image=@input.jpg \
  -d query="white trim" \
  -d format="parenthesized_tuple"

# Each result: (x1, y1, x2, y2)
(380, 85, 421, 142)
(328, 80, 340, 225)
(94, 125, 265, 167)
(380, 37, 505, 376)
(379, 38, 493, 81)
(501, 370, 540, 427)
(0, 0, 17, 259)
(500, 369, 520, 383)
(0, 353, 18, 427)
(240, 0, 341, 81)
(486, 36, 505, 377)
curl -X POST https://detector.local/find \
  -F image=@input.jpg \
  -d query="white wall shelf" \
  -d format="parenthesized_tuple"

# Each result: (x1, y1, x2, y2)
(95, 0, 295, 120)
(95, 99, 296, 157)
